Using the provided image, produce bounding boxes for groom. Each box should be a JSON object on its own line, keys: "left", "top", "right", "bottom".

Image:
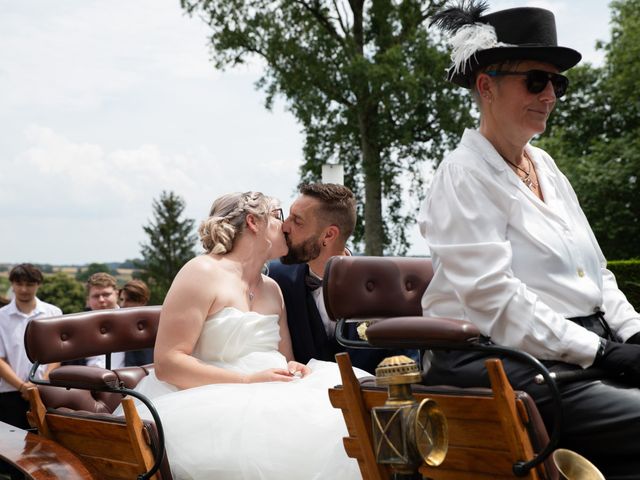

{"left": 269, "top": 183, "right": 413, "bottom": 374}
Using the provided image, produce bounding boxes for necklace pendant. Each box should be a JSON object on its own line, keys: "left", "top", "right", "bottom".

{"left": 522, "top": 176, "right": 535, "bottom": 190}
{"left": 248, "top": 291, "right": 255, "bottom": 302}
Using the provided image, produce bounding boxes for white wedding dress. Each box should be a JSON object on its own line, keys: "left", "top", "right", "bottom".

{"left": 126, "top": 307, "right": 367, "bottom": 479}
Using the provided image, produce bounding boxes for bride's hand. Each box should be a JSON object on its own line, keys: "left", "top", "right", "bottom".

{"left": 244, "top": 368, "right": 296, "bottom": 383}
{"left": 287, "top": 361, "right": 311, "bottom": 378}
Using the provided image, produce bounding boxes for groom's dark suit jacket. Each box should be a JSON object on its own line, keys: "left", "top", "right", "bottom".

{"left": 268, "top": 261, "right": 411, "bottom": 374}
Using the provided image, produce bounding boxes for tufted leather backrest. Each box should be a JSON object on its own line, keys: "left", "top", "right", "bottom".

{"left": 323, "top": 256, "right": 433, "bottom": 321}
{"left": 24, "top": 306, "right": 161, "bottom": 364}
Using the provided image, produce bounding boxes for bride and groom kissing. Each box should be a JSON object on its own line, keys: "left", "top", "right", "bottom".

{"left": 126, "top": 183, "right": 411, "bottom": 479}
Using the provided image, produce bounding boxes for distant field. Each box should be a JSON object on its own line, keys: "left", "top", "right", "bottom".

{"left": 52, "top": 267, "right": 135, "bottom": 283}
{"left": 0, "top": 267, "right": 135, "bottom": 283}
{"left": 53, "top": 266, "right": 79, "bottom": 275}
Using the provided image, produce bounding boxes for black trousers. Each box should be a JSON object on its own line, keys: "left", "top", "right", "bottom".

{"left": 0, "top": 391, "right": 30, "bottom": 430}
{"left": 425, "top": 313, "right": 640, "bottom": 479}
{"left": 425, "top": 349, "right": 640, "bottom": 479}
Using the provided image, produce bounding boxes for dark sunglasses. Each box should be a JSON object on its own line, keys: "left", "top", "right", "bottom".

{"left": 271, "top": 208, "right": 284, "bottom": 222}
{"left": 485, "top": 69, "right": 569, "bottom": 98}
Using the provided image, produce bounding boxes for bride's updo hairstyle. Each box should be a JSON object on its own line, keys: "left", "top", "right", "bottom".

{"left": 199, "top": 191, "right": 273, "bottom": 254}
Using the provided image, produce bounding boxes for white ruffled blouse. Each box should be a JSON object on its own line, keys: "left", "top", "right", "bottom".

{"left": 418, "top": 129, "right": 640, "bottom": 368}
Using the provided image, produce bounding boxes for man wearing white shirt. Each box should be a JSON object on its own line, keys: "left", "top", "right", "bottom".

{"left": 0, "top": 264, "right": 61, "bottom": 429}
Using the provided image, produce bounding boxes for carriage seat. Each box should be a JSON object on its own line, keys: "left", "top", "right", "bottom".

{"left": 25, "top": 306, "right": 161, "bottom": 413}
{"left": 323, "top": 256, "right": 560, "bottom": 479}
{"left": 24, "top": 306, "right": 171, "bottom": 479}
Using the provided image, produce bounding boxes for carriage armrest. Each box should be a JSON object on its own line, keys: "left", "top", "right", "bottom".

{"left": 365, "top": 316, "right": 481, "bottom": 348}
{"left": 49, "top": 365, "right": 150, "bottom": 390}
{"left": 49, "top": 366, "right": 119, "bottom": 390}
{"left": 115, "top": 366, "right": 153, "bottom": 389}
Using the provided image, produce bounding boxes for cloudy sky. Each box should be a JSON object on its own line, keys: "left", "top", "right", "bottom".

{"left": 0, "top": 0, "right": 613, "bottom": 265}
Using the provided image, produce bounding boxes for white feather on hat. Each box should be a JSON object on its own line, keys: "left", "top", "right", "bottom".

{"left": 449, "top": 22, "right": 513, "bottom": 75}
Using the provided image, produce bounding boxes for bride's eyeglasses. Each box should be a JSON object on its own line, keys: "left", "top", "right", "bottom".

{"left": 485, "top": 69, "right": 569, "bottom": 98}
{"left": 271, "top": 208, "right": 284, "bottom": 222}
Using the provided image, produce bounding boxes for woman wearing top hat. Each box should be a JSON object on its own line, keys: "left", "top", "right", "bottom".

{"left": 420, "top": 1, "right": 640, "bottom": 477}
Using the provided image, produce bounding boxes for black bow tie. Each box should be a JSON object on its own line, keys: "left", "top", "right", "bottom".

{"left": 305, "top": 274, "right": 323, "bottom": 291}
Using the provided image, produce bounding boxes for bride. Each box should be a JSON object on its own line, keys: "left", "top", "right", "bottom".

{"left": 127, "top": 191, "right": 365, "bottom": 479}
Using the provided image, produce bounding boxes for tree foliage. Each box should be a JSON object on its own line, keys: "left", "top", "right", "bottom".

{"left": 75, "top": 262, "right": 117, "bottom": 282}
{"left": 537, "top": 0, "right": 640, "bottom": 259}
{"left": 0, "top": 277, "right": 9, "bottom": 298}
{"left": 38, "top": 273, "right": 86, "bottom": 314}
{"left": 181, "top": 0, "right": 473, "bottom": 254}
{"left": 137, "top": 191, "right": 197, "bottom": 304}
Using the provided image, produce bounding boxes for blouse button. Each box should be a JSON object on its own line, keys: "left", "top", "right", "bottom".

{"left": 577, "top": 268, "right": 585, "bottom": 277}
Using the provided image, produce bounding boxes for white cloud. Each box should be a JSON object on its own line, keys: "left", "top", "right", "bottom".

{"left": 0, "top": 121, "right": 301, "bottom": 264}
{"left": 2, "top": 126, "right": 193, "bottom": 217}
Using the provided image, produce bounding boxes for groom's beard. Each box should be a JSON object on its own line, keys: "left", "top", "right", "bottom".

{"left": 280, "top": 233, "right": 322, "bottom": 264}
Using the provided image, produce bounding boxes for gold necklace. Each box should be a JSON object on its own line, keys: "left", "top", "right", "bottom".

{"left": 503, "top": 153, "right": 538, "bottom": 190}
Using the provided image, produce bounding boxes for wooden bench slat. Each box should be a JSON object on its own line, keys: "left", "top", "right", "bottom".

{"left": 76, "top": 454, "right": 145, "bottom": 479}
{"left": 445, "top": 419, "right": 509, "bottom": 449}
{"left": 361, "top": 389, "right": 506, "bottom": 420}
{"left": 50, "top": 432, "right": 139, "bottom": 463}
{"left": 428, "top": 447, "right": 519, "bottom": 474}
{"left": 420, "top": 467, "right": 518, "bottom": 480}
{"left": 47, "top": 415, "right": 132, "bottom": 442}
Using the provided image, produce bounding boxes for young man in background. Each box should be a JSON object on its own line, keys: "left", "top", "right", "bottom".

{"left": 0, "top": 264, "right": 61, "bottom": 429}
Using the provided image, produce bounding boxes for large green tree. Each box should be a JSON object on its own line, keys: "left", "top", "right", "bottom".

{"left": 181, "top": 0, "right": 472, "bottom": 254}
{"left": 137, "top": 191, "right": 197, "bottom": 304}
{"left": 538, "top": 0, "right": 640, "bottom": 259}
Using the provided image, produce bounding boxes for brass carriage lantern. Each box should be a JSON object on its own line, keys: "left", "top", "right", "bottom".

{"left": 372, "top": 355, "right": 448, "bottom": 479}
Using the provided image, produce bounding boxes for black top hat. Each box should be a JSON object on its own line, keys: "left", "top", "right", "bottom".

{"left": 431, "top": 2, "right": 582, "bottom": 88}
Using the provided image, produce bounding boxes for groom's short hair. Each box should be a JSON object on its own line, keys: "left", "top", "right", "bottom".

{"left": 299, "top": 183, "right": 356, "bottom": 241}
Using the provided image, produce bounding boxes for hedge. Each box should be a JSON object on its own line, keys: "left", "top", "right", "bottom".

{"left": 608, "top": 259, "right": 640, "bottom": 310}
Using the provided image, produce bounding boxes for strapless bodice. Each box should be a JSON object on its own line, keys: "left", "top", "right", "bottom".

{"left": 192, "top": 307, "right": 281, "bottom": 363}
